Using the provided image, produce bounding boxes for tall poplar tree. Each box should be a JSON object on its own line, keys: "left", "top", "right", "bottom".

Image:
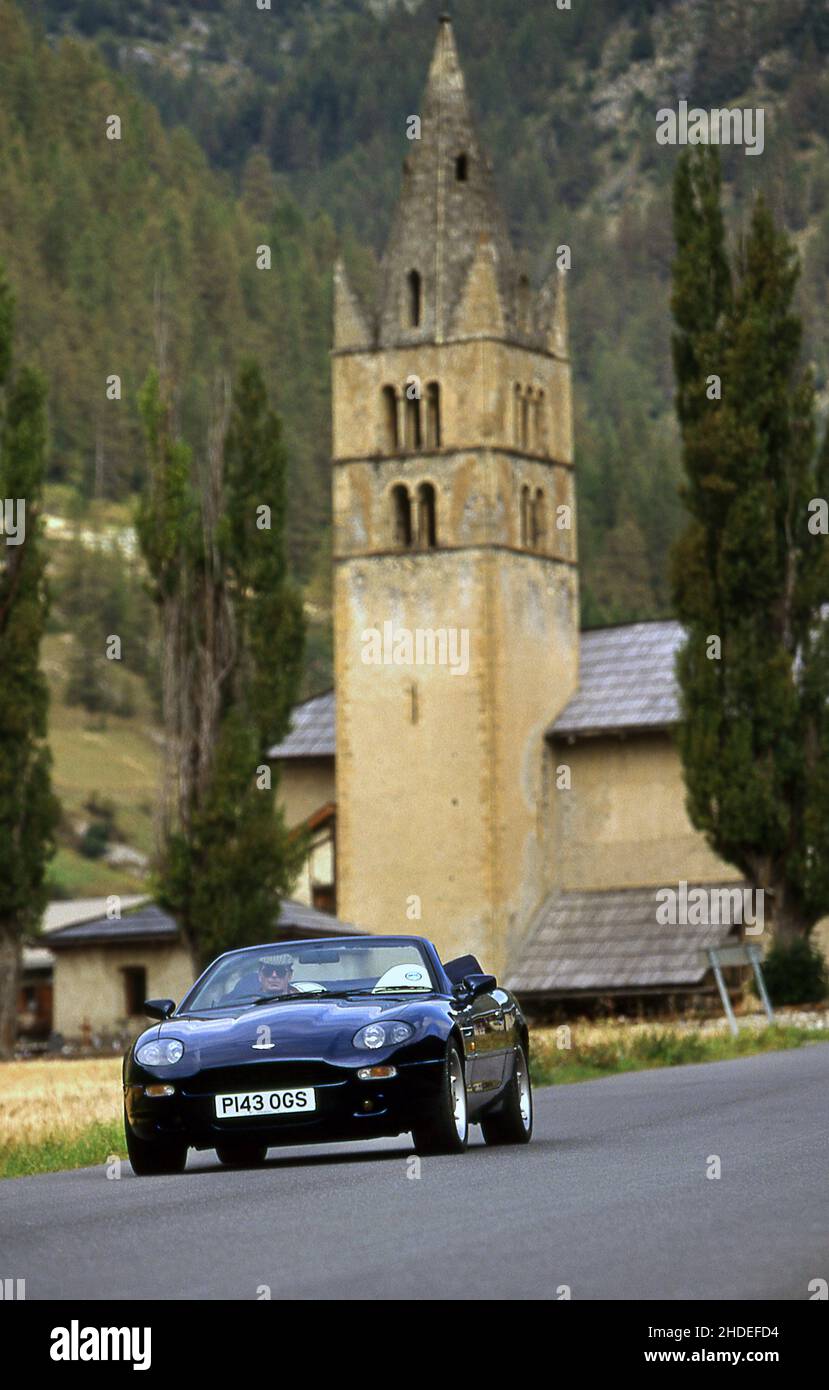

{"left": 0, "top": 266, "right": 59, "bottom": 1055}
{"left": 138, "top": 360, "right": 305, "bottom": 969}
{"left": 671, "top": 148, "right": 829, "bottom": 945}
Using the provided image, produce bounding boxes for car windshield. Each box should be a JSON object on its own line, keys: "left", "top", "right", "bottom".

{"left": 180, "top": 939, "right": 436, "bottom": 1012}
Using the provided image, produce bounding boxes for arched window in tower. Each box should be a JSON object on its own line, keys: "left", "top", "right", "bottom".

{"left": 531, "top": 488, "right": 547, "bottom": 552}
{"left": 520, "top": 388, "right": 530, "bottom": 451}
{"left": 513, "top": 384, "right": 522, "bottom": 447}
{"left": 391, "top": 484, "right": 413, "bottom": 548}
{"left": 425, "top": 382, "right": 441, "bottom": 448}
{"left": 535, "top": 389, "right": 546, "bottom": 454}
{"left": 455, "top": 152, "right": 468, "bottom": 182}
{"left": 406, "top": 269, "right": 422, "bottom": 328}
{"left": 382, "top": 385, "right": 398, "bottom": 452}
{"left": 404, "top": 392, "right": 422, "bottom": 450}
{"left": 417, "top": 482, "right": 438, "bottom": 549}
{"left": 517, "top": 274, "right": 531, "bottom": 333}
{"left": 520, "top": 484, "right": 531, "bottom": 548}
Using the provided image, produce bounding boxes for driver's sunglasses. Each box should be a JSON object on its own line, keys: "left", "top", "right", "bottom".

{"left": 261, "top": 964, "right": 290, "bottom": 977}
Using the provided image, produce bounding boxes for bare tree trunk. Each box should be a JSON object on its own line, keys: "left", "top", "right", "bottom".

{"left": 0, "top": 924, "right": 20, "bottom": 1059}
{"left": 153, "top": 375, "right": 235, "bottom": 862}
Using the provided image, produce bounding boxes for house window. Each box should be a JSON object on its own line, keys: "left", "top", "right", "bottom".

{"left": 455, "top": 152, "right": 468, "bottom": 182}
{"left": 417, "top": 482, "right": 437, "bottom": 548}
{"left": 392, "top": 484, "right": 413, "bottom": 547}
{"left": 406, "top": 269, "right": 422, "bottom": 328}
{"left": 382, "top": 385, "right": 398, "bottom": 451}
{"left": 122, "top": 965, "right": 147, "bottom": 1018}
{"left": 311, "top": 884, "right": 336, "bottom": 914}
{"left": 425, "top": 381, "right": 441, "bottom": 448}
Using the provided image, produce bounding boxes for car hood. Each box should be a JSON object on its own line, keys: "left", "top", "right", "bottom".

{"left": 130, "top": 993, "right": 450, "bottom": 1076}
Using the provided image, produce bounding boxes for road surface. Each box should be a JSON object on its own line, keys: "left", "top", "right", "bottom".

{"left": 3, "top": 1045, "right": 828, "bottom": 1300}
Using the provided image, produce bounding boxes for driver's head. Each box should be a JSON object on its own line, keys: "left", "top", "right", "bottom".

{"left": 258, "top": 954, "right": 294, "bottom": 995}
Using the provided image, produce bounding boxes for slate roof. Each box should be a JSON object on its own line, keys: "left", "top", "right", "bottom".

{"left": 505, "top": 885, "right": 742, "bottom": 996}
{"left": 48, "top": 898, "right": 362, "bottom": 948}
{"left": 267, "top": 689, "right": 335, "bottom": 759}
{"left": 551, "top": 620, "right": 684, "bottom": 739}
{"left": 268, "top": 623, "right": 686, "bottom": 761}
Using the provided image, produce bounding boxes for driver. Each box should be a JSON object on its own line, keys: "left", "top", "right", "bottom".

{"left": 256, "top": 954, "right": 299, "bottom": 997}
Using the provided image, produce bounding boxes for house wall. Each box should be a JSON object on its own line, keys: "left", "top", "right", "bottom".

{"left": 53, "top": 942, "right": 195, "bottom": 1038}
{"left": 278, "top": 757, "right": 335, "bottom": 828}
{"left": 547, "top": 731, "right": 829, "bottom": 963}
{"left": 549, "top": 732, "right": 742, "bottom": 893}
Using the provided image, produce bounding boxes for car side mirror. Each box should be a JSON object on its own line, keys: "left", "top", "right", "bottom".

{"left": 144, "top": 998, "right": 176, "bottom": 1021}
{"left": 456, "top": 972, "right": 497, "bottom": 1002}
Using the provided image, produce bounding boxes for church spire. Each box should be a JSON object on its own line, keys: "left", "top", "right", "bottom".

{"left": 378, "top": 14, "right": 514, "bottom": 346}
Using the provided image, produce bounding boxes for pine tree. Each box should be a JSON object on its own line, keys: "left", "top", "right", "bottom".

{"left": 0, "top": 266, "right": 60, "bottom": 1055}
{"left": 671, "top": 148, "right": 829, "bottom": 945}
{"left": 138, "top": 360, "right": 305, "bottom": 969}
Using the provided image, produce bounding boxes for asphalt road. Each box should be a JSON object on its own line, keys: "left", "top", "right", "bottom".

{"left": 3, "top": 1045, "right": 828, "bottom": 1300}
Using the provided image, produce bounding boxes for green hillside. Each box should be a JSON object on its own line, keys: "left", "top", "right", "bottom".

{"left": 8, "top": 0, "right": 829, "bottom": 634}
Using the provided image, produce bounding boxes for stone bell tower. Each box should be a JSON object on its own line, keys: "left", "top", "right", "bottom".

{"left": 331, "top": 14, "right": 578, "bottom": 977}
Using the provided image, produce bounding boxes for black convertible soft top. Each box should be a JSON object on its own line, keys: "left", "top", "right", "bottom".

{"left": 442, "top": 954, "right": 484, "bottom": 985}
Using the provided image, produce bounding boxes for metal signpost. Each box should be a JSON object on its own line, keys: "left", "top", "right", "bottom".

{"left": 705, "top": 943, "right": 775, "bottom": 1037}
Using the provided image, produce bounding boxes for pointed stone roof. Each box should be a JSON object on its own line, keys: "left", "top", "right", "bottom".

{"left": 377, "top": 15, "right": 517, "bottom": 346}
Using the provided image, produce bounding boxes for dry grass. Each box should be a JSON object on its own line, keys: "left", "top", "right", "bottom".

{"left": 0, "top": 1058, "right": 122, "bottom": 1149}
{"left": 530, "top": 1018, "right": 827, "bottom": 1085}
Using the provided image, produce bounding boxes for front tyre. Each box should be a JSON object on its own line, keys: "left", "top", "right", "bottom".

{"left": 481, "top": 1045, "right": 533, "bottom": 1146}
{"left": 412, "top": 1043, "right": 468, "bottom": 1155}
{"left": 124, "top": 1108, "right": 188, "bottom": 1176}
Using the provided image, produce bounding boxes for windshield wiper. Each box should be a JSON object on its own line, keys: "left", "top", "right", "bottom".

{"left": 371, "top": 986, "right": 432, "bottom": 993}
{"left": 251, "top": 993, "right": 324, "bottom": 1005}
{"left": 315, "top": 987, "right": 432, "bottom": 999}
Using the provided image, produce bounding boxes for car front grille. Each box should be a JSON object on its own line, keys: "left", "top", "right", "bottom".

{"left": 183, "top": 1061, "right": 347, "bottom": 1096}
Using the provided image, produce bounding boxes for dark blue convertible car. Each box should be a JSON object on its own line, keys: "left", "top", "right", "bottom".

{"left": 123, "top": 934, "right": 533, "bottom": 1174}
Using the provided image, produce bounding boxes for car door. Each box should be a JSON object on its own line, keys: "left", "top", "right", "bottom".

{"left": 466, "top": 987, "right": 508, "bottom": 1092}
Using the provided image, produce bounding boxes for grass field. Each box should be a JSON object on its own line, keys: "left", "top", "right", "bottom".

{"left": 41, "top": 632, "right": 160, "bottom": 898}
{"left": 0, "top": 1058, "right": 125, "bottom": 1179}
{"left": 2, "top": 1023, "right": 826, "bottom": 1178}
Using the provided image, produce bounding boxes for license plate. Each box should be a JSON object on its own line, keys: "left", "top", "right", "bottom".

{"left": 214, "top": 1088, "right": 316, "bottom": 1119}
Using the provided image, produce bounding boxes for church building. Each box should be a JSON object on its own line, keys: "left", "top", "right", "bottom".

{"left": 270, "top": 16, "right": 790, "bottom": 1006}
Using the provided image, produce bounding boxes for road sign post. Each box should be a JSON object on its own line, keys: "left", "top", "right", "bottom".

{"left": 705, "top": 943, "right": 774, "bottom": 1036}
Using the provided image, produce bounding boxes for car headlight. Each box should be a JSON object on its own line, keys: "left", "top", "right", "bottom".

{"left": 353, "top": 1022, "right": 413, "bottom": 1050}
{"left": 136, "top": 1038, "right": 184, "bottom": 1067}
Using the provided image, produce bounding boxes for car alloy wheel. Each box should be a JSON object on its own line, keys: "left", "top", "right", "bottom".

{"left": 480, "top": 1045, "right": 533, "bottom": 1146}
{"left": 412, "top": 1043, "right": 469, "bottom": 1155}
{"left": 448, "top": 1045, "right": 467, "bottom": 1141}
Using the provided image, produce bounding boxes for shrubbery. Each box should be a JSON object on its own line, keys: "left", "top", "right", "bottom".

{"left": 761, "top": 939, "right": 829, "bottom": 1007}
